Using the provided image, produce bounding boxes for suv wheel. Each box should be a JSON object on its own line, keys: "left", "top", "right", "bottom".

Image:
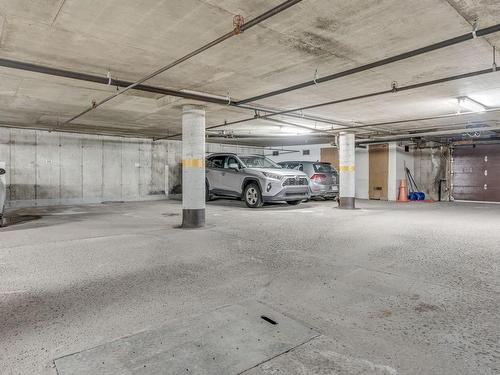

{"left": 286, "top": 200, "right": 302, "bottom": 205}
{"left": 244, "top": 183, "right": 263, "bottom": 208}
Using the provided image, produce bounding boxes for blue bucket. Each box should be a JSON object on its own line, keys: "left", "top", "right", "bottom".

{"left": 409, "top": 192, "right": 425, "bottom": 200}
{"left": 416, "top": 192, "right": 426, "bottom": 200}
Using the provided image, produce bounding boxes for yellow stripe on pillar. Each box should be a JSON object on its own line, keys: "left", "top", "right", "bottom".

{"left": 339, "top": 165, "right": 355, "bottom": 172}
{"left": 182, "top": 159, "right": 205, "bottom": 168}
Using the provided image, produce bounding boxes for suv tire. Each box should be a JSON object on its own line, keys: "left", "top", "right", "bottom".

{"left": 243, "top": 182, "right": 263, "bottom": 208}
{"left": 286, "top": 200, "right": 302, "bottom": 205}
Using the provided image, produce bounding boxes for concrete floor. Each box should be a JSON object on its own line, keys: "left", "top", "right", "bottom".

{"left": 0, "top": 199, "right": 499, "bottom": 374}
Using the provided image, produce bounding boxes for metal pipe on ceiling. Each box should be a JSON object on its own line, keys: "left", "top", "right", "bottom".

{"left": 206, "top": 119, "right": 500, "bottom": 144}
{"left": 62, "top": 0, "right": 304, "bottom": 125}
{"left": 0, "top": 121, "right": 159, "bottom": 139}
{"left": 0, "top": 57, "right": 342, "bottom": 129}
{"left": 453, "top": 137, "right": 500, "bottom": 145}
{"left": 358, "top": 138, "right": 444, "bottom": 146}
{"left": 206, "top": 133, "right": 332, "bottom": 140}
{"left": 1, "top": 12, "right": 499, "bottom": 142}
{"left": 193, "top": 67, "right": 500, "bottom": 135}
{"left": 198, "top": 116, "right": 331, "bottom": 137}
{"left": 6, "top": 55, "right": 494, "bottom": 138}
{"left": 236, "top": 22, "right": 500, "bottom": 104}
{"left": 154, "top": 115, "right": 326, "bottom": 141}
{"left": 7, "top": 44, "right": 498, "bottom": 141}
{"left": 385, "top": 119, "right": 498, "bottom": 133}
{"left": 258, "top": 117, "right": 332, "bottom": 134}
{"left": 237, "top": 103, "right": 347, "bottom": 127}
{"left": 356, "top": 123, "right": 500, "bottom": 143}
{"left": 0, "top": 58, "right": 233, "bottom": 104}
{"left": 338, "top": 106, "right": 500, "bottom": 132}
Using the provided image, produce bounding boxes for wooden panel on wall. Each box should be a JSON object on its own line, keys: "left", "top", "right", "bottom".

{"left": 320, "top": 147, "right": 339, "bottom": 169}
{"left": 452, "top": 144, "right": 500, "bottom": 202}
{"left": 369, "top": 144, "right": 389, "bottom": 200}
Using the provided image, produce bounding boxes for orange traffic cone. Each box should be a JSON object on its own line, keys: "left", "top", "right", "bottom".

{"left": 398, "top": 179, "right": 409, "bottom": 202}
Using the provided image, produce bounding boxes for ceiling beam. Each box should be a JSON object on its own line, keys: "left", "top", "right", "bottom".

{"left": 237, "top": 22, "right": 500, "bottom": 104}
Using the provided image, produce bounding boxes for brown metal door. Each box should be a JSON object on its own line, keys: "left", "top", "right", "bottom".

{"left": 369, "top": 144, "right": 389, "bottom": 200}
{"left": 452, "top": 145, "right": 500, "bottom": 202}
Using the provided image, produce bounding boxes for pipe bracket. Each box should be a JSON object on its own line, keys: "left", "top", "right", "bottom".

{"left": 472, "top": 21, "right": 478, "bottom": 38}
{"left": 391, "top": 81, "right": 398, "bottom": 93}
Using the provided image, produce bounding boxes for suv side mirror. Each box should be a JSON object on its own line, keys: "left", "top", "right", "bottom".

{"left": 0, "top": 168, "right": 5, "bottom": 175}
{"left": 228, "top": 163, "right": 239, "bottom": 170}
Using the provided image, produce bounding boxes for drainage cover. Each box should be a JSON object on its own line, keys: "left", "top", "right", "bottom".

{"left": 54, "top": 300, "right": 319, "bottom": 375}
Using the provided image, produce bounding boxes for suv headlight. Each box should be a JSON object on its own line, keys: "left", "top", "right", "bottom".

{"left": 262, "top": 171, "right": 282, "bottom": 181}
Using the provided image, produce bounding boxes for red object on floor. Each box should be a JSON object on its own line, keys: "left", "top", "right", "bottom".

{"left": 398, "top": 179, "right": 409, "bottom": 202}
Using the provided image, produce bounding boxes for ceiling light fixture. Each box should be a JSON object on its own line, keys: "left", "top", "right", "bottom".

{"left": 457, "top": 96, "right": 487, "bottom": 113}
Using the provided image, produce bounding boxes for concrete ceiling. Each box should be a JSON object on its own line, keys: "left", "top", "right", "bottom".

{"left": 0, "top": 0, "right": 499, "bottom": 145}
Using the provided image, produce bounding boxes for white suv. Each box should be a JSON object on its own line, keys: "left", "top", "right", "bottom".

{"left": 205, "top": 153, "right": 310, "bottom": 208}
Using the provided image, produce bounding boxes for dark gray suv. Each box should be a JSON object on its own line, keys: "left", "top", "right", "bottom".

{"left": 206, "top": 153, "right": 310, "bottom": 208}
{"left": 278, "top": 161, "right": 339, "bottom": 200}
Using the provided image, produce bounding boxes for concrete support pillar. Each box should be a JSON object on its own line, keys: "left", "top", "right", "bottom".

{"left": 338, "top": 132, "right": 356, "bottom": 209}
{"left": 181, "top": 105, "right": 206, "bottom": 228}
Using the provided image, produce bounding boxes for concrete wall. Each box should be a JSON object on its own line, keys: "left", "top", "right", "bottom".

{"left": 414, "top": 146, "right": 450, "bottom": 201}
{"left": 262, "top": 142, "right": 449, "bottom": 202}
{"left": 265, "top": 143, "right": 419, "bottom": 201}
{"left": 0, "top": 128, "right": 263, "bottom": 208}
{"left": 391, "top": 144, "right": 450, "bottom": 202}
{"left": 388, "top": 143, "right": 398, "bottom": 201}
{"left": 3, "top": 126, "right": 449, "bottom": 207}
{"left": 389, "top": 144, "right": 416, "bottom": 201}
{"left": 355, "top": 148, "right": 369, "bottom": 200}
{"left": 0, "top": 128, "right": 167, "bottom": 208}
{"left": 265, "top": 144, "right": 322, "bottom": 162}
{"left": 373, "top": 143, "right": 452, "bottom": 202}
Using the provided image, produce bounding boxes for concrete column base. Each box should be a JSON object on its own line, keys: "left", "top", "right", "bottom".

{"left": 182, "top": 208, "right": 206, "bottom": 228}
{"left": 338, "top": 197, "right": 355, "bottom": 209}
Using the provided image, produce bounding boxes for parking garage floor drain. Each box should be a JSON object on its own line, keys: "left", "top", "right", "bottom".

{"left": 54, "top": 300, "right": 319, "bottom": 375}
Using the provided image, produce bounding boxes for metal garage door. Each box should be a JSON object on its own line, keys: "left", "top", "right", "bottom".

{"left": 452, "top": 144, "right": 500, "bottom": 202}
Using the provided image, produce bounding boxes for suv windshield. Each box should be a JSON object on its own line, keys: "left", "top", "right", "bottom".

{"left": 239, "top": 155, "right": 281, "bottom": 169}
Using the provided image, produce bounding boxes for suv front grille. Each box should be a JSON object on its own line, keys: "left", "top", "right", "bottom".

{"left": 285, "top": 192, "right": 308, "bottom": 197}
{"left": 282, "top": 176, "right": 308, "bottom": 186}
